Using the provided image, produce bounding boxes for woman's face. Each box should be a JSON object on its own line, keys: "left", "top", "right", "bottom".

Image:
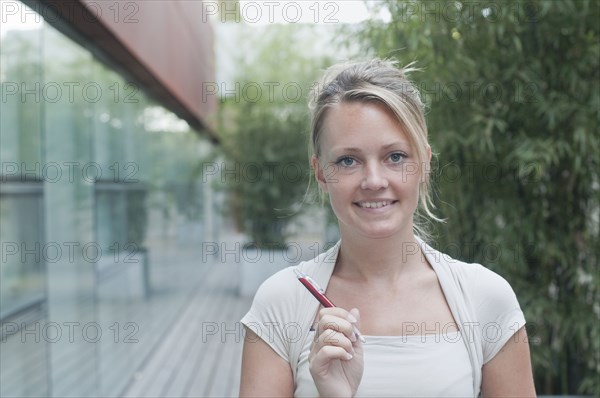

{"left": 313, "top": 101, "right": 430, "bottom": 241}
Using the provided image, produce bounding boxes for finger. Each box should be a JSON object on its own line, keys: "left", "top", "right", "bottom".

{"left": 318, "top": 315, "right": 356, "bottom": 342}
{"left": 312, "top": 329, "right": 355, "bottom": 356}
{"left": 312, "top": 345, "right": 355, "bottom": 369}
{"left": 348, "top": 308, "right": 365, "bottom": 345}
{"left": 318, "top": 307, "right": 358, "bottom": 324}
{"left": 318, "top": 307, "right": 361, "bottom": 334}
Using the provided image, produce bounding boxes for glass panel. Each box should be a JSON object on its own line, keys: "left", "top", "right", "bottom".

{"left": 0, "top": 8, "right": 45, "bottom": 316}
{"left": 0, "top": 2, "right": 218, "bottom": 398}
{"left": 0, "top": 1, "right": 43, "bottom": 173}
{"left": 42, "top": 22, "right": 97, "bottom": 398}
{"left": 0, "top": 193, "right": 45, "bottom": 318}
{"left": 0, "top": 2, "right": 48, "bottom": 396}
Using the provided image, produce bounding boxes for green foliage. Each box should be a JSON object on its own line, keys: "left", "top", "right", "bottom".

{"left": 219, "top": 24, "right": 331, "bottom": 247}
{"left": 357, "top": 0, "right": 599, "bottom": 394}
{"left": 222, "top": 98, "right": 309, "bottom": 247}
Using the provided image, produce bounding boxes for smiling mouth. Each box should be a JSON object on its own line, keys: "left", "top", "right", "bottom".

{"left": 355, "top": 200, "right": 397, "bottom": 209}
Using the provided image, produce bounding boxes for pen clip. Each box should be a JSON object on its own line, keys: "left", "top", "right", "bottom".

{"left": 294, "top": 268, "right": 325, "bottom": 294}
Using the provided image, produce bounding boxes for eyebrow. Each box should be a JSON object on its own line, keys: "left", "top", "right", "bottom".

{"left": 330, "top": 141, "right": 411, "bottom": 153}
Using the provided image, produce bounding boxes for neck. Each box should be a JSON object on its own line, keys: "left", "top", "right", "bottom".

{"left": 336, "top": 229, "right": 427, "bottom": 283}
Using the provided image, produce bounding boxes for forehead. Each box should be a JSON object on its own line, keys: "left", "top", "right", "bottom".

{"left": 320, "top": 101, "right": 411, "bottom": 150}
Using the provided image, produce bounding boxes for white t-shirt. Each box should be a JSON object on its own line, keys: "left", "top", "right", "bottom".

{"left": 293, "top": 330, "right": 473, "bottom": 397}
{"left": 241, "top": 239, "right": 526, "bottom": 397}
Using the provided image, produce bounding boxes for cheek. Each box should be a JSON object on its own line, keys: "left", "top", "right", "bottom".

{"left": 326, "top": 172, "right": 357, "bottom": 194}
{"left": 400, "top": 164, "right": 422, "bottom": 188}
{"left": 326, "top": 192, "right": 347, "bottom": 222}
{"left": 406, "top": 176, "right": 421, "bottom": 193}
{"left": 393, "top": 173, "right": 421, "bottom": 203}
{"left": 324, "top": 180, "right": 350, "bottom": 210}
{"left": 406, "top": 179, "right": 422, "bottom": 207}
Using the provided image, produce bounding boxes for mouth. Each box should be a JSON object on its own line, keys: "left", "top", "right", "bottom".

{"left": 354, "top": 200, "right": 398, "bottom": 209}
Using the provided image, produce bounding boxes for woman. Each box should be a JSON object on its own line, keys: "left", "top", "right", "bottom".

{"left": 239, "top": 59, "right": 536, "bottom": 397}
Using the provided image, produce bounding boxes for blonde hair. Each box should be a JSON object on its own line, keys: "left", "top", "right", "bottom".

{"left": 308, "top": 58, "right": 442, "bottom": 238}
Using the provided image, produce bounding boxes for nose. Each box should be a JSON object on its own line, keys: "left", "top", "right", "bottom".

{"left": 360, "top": 162, "right": 389, "bottom": 190}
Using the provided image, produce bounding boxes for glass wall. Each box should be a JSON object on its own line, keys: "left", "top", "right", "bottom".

{"left": 0, "top": 2, "right": 216, "bottom": 397}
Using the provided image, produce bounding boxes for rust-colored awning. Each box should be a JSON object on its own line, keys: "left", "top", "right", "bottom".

{"left": 24, "top": 0, "right": 218, "bottom": 142}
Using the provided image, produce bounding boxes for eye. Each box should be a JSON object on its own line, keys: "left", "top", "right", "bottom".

{"left": 336, "top": 156, "right": 356, "bottom": 167}
{"left": 389, "top": 152, "right": 406, "bottom": 163}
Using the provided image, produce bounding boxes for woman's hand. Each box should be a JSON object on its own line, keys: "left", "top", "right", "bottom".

{"left": 309, "top": 307, "right": 364, "bottom": 397}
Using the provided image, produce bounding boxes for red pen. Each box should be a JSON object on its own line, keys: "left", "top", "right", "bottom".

{"left": 294, "top": 268, "right": 366, "bottom": 343}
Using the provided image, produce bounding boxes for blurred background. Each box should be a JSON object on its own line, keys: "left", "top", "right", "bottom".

{"left": 0, "top": 0, "right": 597, "bottom": 397}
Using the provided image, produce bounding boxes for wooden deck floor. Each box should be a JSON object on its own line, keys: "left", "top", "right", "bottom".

{"left": 121, "top": 260, "right": 251, "bottom": 398}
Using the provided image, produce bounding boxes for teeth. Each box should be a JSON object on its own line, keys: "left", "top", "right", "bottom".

{"left": 359, "top": 201, "right": 391, "bottom": 208}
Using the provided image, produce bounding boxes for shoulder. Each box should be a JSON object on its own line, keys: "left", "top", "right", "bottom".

{"left": 450, "top": 259, "right": 517, "bottom": 301}
{"left": 250, "top": 266, "right": 299, "bottom": 315}
{"left": 241, "top": 246, "right": 338, "bottom": 361}
{"left": 240, "top": 266, "right": 303, "bottom": 362}
{"left": 465, "top": 264, "right": 526, "bottom": 363}
{"left": 468, "top": 264, "right": 520, "bottom": 312}
{"left": 446, "top": 258, "right": 521, "bottom": 317}
{"left": 420, "top": 239, "right": 527, "bottom": 365}
{"left": 246, "top": 242, "right": 339, "bottom": 324}
{"left": 432, "top": 248, "right": 526, "bottom": 363}
{"left": 420, "top": 240, "right": 519, "bottom": 310}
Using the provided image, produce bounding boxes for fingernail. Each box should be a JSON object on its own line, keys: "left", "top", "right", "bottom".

{"left": 346, "top": 352, "right": 353, "bottom": 360}
{"left": 347, "top": 313, "right": 358, "bottom": 323}
{"left": 350, "top": 333, "right": 357, "bottom": 343}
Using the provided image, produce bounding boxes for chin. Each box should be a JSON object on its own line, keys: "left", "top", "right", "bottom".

{"left": 337, "top": 214, "right": 414, "bottom": 240}
{"left": 349, "top": 225, "right": 404, "bottom": 240}
{"left": 362, "top": 230, "right": 400, "bottom": 240}
{"left": 353, "top": 220, "right": 414, "bottom": 240}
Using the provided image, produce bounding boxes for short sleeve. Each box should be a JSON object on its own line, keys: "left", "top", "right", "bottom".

{"left": 240, "top": 266, "right": 300, "bottom": 363}
{"left": 470, "top": 265, "right": 526, "bottom": 364}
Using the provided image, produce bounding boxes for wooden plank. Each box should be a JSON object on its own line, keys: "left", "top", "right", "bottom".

{"left": 0, "top": 333, "right": 48, "bottom": 396}
{"left": 121, "top": 259, "right": 259, "bottom": 398}
{"left": 200, "top": 279, "right": 242, "bottom": 395}
{"left": 184, "top": 263, "right": 249, "bottom": 397}
{"left": 179, "top": 264, "right": 237, "bottom": 396}
{"left": 138, "top": 291, "right": 210, "bottom": 396}
{"left": 205, "top": 297, "right": 249, "bottom": 396}
{"left": 227, "top": 297, "right": 250, "bottom": 396}
{"left": 160, "top": 269, "right": 227, "bottom": 397}
{"left": 51, "top": 341, "right": 97, "bottom": 397}
{"left": 122, "top": 264, "right": 222, "bottom": 397}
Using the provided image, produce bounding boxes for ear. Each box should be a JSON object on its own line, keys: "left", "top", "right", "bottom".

{"left": 311, "top": 154, "right": 328, "bottom": 193}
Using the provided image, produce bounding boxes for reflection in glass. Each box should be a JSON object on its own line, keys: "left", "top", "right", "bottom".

{"left": 0, "top": 2, "right": 216, "bottom": 397}
{"left": 0, "top": 191, "right": 45, "bottom": 318}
